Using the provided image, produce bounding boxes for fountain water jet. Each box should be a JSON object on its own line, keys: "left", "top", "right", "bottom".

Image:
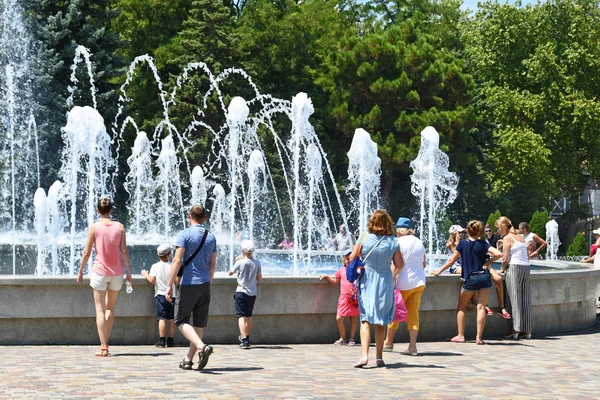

{"left": 247, "top": 150, "right": 266, "bottom": 242}
{"left": 410, "top": 127, "right": 458, "bottom": 270}
{"left": 190, "top": 166, "right": 208, "bottom": 207}
{"left": 60, "top": 106, "right": 114, "bottom": 274}
{"left": 546, "top": 220, "right": 560, "bottom": 260}
{"left": 347, "top": 128, "right": 381, "bottom": 234}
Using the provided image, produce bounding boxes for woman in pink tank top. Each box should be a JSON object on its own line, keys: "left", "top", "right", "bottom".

{"left": 76, "top": 197, "right": 132, "bottom": 357}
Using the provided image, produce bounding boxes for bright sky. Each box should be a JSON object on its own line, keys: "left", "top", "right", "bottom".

{"left": 460, "top": 0, "right": 542, "bottom": 12}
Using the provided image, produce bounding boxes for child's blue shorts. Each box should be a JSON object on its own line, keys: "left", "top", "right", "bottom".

{"left": 234, "top": 292, "right": 256, "bottom": 318}
{"left": 155, "top": 294, "right": 175, "bottom": 320}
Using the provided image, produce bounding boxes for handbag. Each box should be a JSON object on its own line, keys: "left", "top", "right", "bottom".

{"left": 346, "top": 234, "right": 386, "bottom": 283}
{"left": 392, "top": 289, "right": 408, "bottom": 322}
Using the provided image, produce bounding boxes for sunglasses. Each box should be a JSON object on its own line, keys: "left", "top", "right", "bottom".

{"left": 485, "top": 230, "right": 491, "bottom": 232}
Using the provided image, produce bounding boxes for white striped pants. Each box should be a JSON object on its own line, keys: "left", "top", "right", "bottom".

{"left": 505, "top": 264, "right": 532, "bottom": 333}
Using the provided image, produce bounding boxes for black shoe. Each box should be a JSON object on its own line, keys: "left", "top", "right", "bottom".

{"left": 155, "top": 339, "right": 166, "bottom": 348}
{"left": 166, "top": 338, "right": 175, "bottom": 347}
{"left": 240, "top": 340, "right": 250, "bottom": 349}
{"left": 238, "top": 335, "right": 243, "bottom": 343}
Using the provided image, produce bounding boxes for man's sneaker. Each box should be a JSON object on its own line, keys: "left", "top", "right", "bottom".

{"left": 240, "top": 340, "right": 250, "bottom": 349}
{"left": 166, "top": 338, "right": 175, "bottom": 347}
{"left": 238, "top": 335, "right": 243, "bottom": 343}
{"left": 154, "top": 339, "right": 166, "bottom": 348}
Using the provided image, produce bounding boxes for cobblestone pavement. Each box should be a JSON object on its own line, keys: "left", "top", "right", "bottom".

{"left": 1, "top": 325, "right": 599, "bottom": 399}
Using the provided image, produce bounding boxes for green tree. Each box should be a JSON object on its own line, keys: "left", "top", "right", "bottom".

{"left": 114, "top": 0, "right": 193, "bottom": 61}
{"left": 566, "top": 232, "right": 588, "bottom": 257}
{"left": 528, "top": 210, "right": 549, "bottom": 240}
{"left": 464, "top": 0, "right": 600, "bottom": 220}
{"left": 24, "top": 0, "right": 124, "bottom": 188}
{"left": 320, "top": 0, "right": 477, "bottom": 217}
{"left": 236, "top": 0, "right": 358, "bottom": 227}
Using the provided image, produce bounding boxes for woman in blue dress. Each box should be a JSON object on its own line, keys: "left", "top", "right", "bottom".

{"left": 349, "top": 210, "right": 402, "bottom": 368}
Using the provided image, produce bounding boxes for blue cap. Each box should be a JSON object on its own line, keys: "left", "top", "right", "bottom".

{"left": 395, "top": 217, "right": 412, "bottom": 229}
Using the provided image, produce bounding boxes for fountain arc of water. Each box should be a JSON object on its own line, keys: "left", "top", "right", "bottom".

{"left": 314, "top": 139, "right": 351, "bottom": 235}
{"left": 67, "top": 45, "right": 98, "bottom": 110}
{"left": 203, "top": 67, "right": 266, "bottom": 113}
{"left": 173, "top": 62, "right": 228, "bottom": 114}
{"left": 112, "top": 55, "right": 172, "bottom": 171}
{"left": 318, "top": 180, "right": 336, "bottom": 240}
{"left": 244, "top": 121, "right": 287, "bottom": 241}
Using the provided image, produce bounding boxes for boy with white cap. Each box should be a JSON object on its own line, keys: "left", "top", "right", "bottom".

{"left": 229, "top": 240, "right": 262, "bottom": 349}
{"left": 141, "top": 243, "right": 177, "bottom": 347}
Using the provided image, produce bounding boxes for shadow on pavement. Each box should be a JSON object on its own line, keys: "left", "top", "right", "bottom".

{"left": 247, "top": 345, "right": 292, "bottom": 350}
{"left": 384, "top": 362, "right": 444, "bottom": 369}
{"left": 200, "top": 366, "right": 264, "bottom": 374}
{"left": 416, "top": 352, "right": 463, "bottom": 357}
{"left": 112, "top": 352, "right": 172, "bottom": 357}
{"left": 483, "top": 342, "right": 533, "bottom": 347}
{"left": 522, "top": 335, "right": 560, "bottom": 341}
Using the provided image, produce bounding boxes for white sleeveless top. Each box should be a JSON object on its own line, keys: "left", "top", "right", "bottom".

{"left": 509, "top": 238, "right": 530, "bottom": 266}
{"left": 522, "top": 232, "right": 534, "bottom": 245}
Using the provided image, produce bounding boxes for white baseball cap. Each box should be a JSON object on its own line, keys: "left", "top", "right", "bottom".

{"left": 241, "top": 240, "right": 255, "bottom": 254}
{"left": 449, "top": 225, "right": 466, "bottom": 234}
{"left": 593, "top": 228, "right": 600, "bottom": 235}
{"left": 157, "top": 243, "right": 174, "bottom": 256}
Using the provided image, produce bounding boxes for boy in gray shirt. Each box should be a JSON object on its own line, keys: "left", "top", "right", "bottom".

{"left": 229, "top": 240, "right": 262, "bottom": 349}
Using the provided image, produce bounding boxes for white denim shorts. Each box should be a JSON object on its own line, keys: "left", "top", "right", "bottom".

{"left": 90, "top": 271, "right": 124, "bottom": 291}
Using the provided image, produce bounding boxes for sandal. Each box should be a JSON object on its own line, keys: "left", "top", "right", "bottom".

{"left": 347, "top": 338, "right": 356, "bottom": 346}
{"left": 95, "top": 347, "right": 109, "bottom": 357}
{"left": 485, "top": 306, "right": 493, "bottom": 316}
{"left": 382, "top": 343, "right": 393, "bottom": 352}
{"left": 196, "top": 344, "right": 213, "bottom": 371}
{"left": 179, "top": 359, "right": 194, "bottom": 370}
{"left": 376, "top": 358, "right": 385, "bottom": 367}
{"left": 476, "top": 339, "right": 485, "bottom": 345}
{"left": 332, "top": 338, "right": 347, "bottom": 346}
{"left": 449, "top": 336, "right": 466, "bottom": 343}
{"left": 353, "top": 357, "right": 368, "bottom": 368}
{"left": 498, "top": 308, "right": 512, "bottom": 319}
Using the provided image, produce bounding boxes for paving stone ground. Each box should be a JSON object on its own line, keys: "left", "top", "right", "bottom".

{"left": 1, "top": 323, "right": 599, "bottom": 399}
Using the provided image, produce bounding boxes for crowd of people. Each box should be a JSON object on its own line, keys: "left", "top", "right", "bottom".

{"left": 76, "top": 197, "right": 554, "bottom": 369}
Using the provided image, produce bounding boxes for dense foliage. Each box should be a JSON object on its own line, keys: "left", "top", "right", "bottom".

{"left": 18, "top": 0, "right": 600, "bottom": 235}
{"left": 566, "top": 232, "right": 588, "bottom": 257}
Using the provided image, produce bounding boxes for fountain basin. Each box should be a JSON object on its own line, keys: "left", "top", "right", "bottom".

{"left": 0, "top": 260, "right": 598, "bottom": 345}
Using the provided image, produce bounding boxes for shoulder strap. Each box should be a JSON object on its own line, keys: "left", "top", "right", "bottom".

{"left": 183, "top": 228, "right": 209, "bottom": 267}
{"left": 363, "top": 235, "right": 386, "bottom": 263}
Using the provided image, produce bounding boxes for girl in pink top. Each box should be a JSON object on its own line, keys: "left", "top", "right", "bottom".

{"left": 76, "top": 197, "right": 132, "bottom": 357}
{"left": 318, "top": 252, "right": 360, "bottom": 346}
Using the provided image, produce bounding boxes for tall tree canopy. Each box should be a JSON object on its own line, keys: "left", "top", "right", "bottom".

{"left": 24, "top": 0, "right": 124, "bottom": 187}
{"left": 464, "top": 0, "right": 600, "bottom": 220}
{"left": 320, "top": 0, "right": 477, "bottom": 216}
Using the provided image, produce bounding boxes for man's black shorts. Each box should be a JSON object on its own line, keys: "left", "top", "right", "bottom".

{"left": 175, "top": 283, "right": 210, "bottom": 327}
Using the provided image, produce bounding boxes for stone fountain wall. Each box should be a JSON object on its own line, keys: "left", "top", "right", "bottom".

{"left": 0, "top": 266, "right": 598, "bottom": 345}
